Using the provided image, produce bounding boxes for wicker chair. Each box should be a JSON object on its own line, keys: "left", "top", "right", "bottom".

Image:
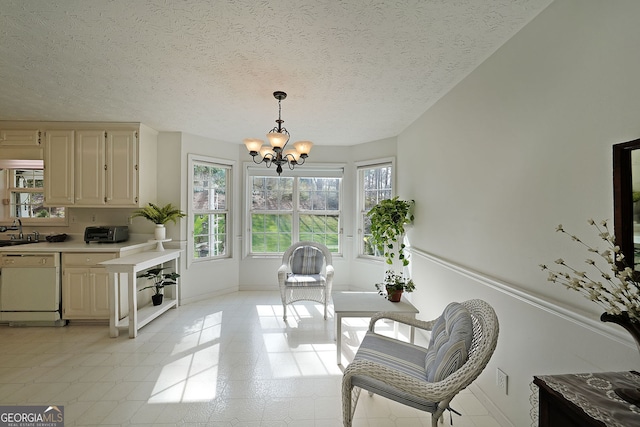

{"left": 277, "top": 241, "right": 334, "bottom": 321}
{"left": 342, "top": 299, "right": 499, "bottom": 427}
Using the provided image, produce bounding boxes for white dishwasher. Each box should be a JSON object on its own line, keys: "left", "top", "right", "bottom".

{"left": 0, "top": 252, "right": 65, "bottom": 326}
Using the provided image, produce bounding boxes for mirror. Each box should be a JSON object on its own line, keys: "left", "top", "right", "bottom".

{"left": 613, "top": 138, "right": 640, "bottom": 270}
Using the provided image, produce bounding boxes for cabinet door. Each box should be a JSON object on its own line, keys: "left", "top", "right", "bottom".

{"left": 62, "top": 268, "right": 90, "bottom": 319}
{"left": 90, "top": 268, "right": 111, "bottom": 318}
{"left": 75, "top": 130, "right": 106, "bottom": 205}
{"left": 43, "top": 130, "right": 74, "bottom": 206}
{"left": 106, "top": 130, "right": 138, "bottom": 206}
{"left": 0, "top": 129, "right": 40, "bottom": 146}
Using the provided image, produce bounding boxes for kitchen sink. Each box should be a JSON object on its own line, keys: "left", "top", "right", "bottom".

{"left": 0, "top": 239, "right": 39, "bottom": 247}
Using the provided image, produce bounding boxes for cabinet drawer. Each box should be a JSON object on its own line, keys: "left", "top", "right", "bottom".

{"left": 63, "top": 253, "right": 117, "bottom": 266}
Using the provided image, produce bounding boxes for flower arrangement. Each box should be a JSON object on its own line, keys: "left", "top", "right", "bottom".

{"left": 375, "top": 269, "right": 416, "bottom": 296}
{"left": 539, "top": 219, "right": 640, "bottom": 322}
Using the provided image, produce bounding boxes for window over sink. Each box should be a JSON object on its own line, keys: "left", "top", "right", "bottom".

{"left": 1, "top": 167, "right": 66, "bottom": 224}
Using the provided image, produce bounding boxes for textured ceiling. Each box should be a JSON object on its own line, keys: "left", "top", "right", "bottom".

{"left": 0, "top": 0, "right": 552, "bottom": 146}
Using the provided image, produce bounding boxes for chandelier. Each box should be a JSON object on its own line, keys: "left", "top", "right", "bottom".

{"left": 244, "top": 91, "right": 313, "bottom": 175}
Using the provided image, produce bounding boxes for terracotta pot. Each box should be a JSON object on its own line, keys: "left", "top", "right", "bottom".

{"left": 386, "top": 286, "right": 403, "bottom": 302}
{"left": 601, "top": 311, "right": 640, "bottom": 405}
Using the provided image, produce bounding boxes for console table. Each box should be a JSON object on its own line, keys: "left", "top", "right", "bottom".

{"left": 101, "top": 248, "right": 182, "bottom": 338}
{"left": 533, "top": 371, "right": 640, "bottom": 427}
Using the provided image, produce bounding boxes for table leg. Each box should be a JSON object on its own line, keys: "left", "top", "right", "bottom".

{"left": 128, "top": 272, "right": 137, "bottom": 338}
{"left": 109, "top": 272, "right": 119, "bottom": 338}
{"left": 336, "top": 313, "right": 342, "bottom": 365}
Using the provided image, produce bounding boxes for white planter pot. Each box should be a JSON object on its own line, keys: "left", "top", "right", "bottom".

{"left": 154, "top": 224, "right": 166, "bottom": 240}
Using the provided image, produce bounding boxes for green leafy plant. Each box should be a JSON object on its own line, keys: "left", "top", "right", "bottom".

{"left": 137, "top": 267, "right": 180, "bottom": 295}
{"left": 367, "top": 196, "right": 415, "bottom": 266}
{"left": 375, "top": 269, "right": 415, "bottom": 296}
{"left": 132, "top": 202, "right": 185, "bottom": 225}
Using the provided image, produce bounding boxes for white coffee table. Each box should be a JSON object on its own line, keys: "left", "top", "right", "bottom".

{"left": 333, "top": 291, "right": 419, "bottom": 365}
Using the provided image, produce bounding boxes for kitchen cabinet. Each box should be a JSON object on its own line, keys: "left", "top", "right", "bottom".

{"left": 41, "top": 122, "right": 157, "bottom": 207}
{"left": 0, "top": 129, "right": 41, "bottom": 146}
{"left": 62, "top": 253, "right": 117, "bottom": 319}
{"left": 43, "top": 130, "right": 74, "bottom": 205}
{"left": 74, "top": 129, "right": 137, "bottom": 206}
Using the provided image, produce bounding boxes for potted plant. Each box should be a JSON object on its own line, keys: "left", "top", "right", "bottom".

{"left": 137, "top": 267, "right": 180, "bottom": 306}
{"left": 132, "top": 202, "right": 186, "bottom": 240}
{"left": 367, "top": 196, "right": 415, "bottom": 267}
{"left": 375, "top": 270, "right": 415, "bottom": 302}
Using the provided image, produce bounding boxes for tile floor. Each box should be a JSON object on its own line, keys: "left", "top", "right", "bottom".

{"left": 0, "top": 291, "right": 500, "bottom": 426}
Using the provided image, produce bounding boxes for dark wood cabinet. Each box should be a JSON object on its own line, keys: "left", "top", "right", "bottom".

{"left": 533, "top": 372, "right": 640, "bottom": 427}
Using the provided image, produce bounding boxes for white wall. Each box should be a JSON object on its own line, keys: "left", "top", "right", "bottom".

{"left": 397, "top": 0, "right": 640, "bottom": 425}
{"left": 153, "top": 132, "right": 242, "bottom": 303}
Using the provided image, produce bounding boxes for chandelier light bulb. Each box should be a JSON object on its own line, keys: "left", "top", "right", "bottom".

{"left": 244, "top": 138, "right": 264, "bottom": 154}
{"left": 259, "top": 145, "right": 273, "bottom": 160}
{"left": 293, "top": 140, "right": 313, "bottom": 156}
{"left": 267, "top": 132, "right": 288, "bottom": 150}
{"left": 284, "top": 149, "right": 301, "bottom": 163}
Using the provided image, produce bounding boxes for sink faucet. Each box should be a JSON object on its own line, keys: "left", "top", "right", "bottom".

{"left": 11, "top": 219, "right": 23, "bottom": 239}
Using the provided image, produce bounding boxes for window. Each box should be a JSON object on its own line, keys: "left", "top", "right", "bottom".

{"left": 190, "top": 157, "right": 231, "bottom": 261}
{"left": 248, "top": 167, "right": 342, "bottom": 254}
{"left": 4, "top": 168, "right": 65, "bottom": 221}
{"left": 358, "top": 161, "right": 393, "bottom": 257}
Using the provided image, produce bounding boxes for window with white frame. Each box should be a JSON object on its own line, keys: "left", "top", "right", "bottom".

{"left": 4, "top": 168, "right": 65, "bottom": 222}
{"left": 190, "top": 157, "right": 231, "bottom": 260}
{"left": 248, "top": 167, "right": 342, "bottom": 254}
{"left": 358, "top": 161, "right": 393, "bottom": 257}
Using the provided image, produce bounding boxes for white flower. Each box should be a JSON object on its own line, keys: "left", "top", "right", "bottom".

{"left": 542, "top": 219, "right": 640, "bottom": 322}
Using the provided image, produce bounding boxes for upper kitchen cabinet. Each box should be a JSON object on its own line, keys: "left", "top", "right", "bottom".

{"left": 0, "top": 128, "right": 44, "bottom": 163}
{"left": 43, "top": 130, "right": 74, "bottom": 205}
{"left": 0, "top": 129, "right": 41, "bottom": 146}
{"left": 40, "top": 122, "right": 157, "bottom": 207}
{"left": 74, "top": 129, "right": 139, "bottom": 206}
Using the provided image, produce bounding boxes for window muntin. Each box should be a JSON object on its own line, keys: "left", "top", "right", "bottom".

{"left": 248, "top": 173, "right": 342, "bottom": 254}
{"left": 6, "top": 169, "right": 65, "bottom": 220}
{"left": 192, "top": 161, "right": 230, "bottom": 260}
{"left": 359, "top": 163, "right": 393, "bottom": 257}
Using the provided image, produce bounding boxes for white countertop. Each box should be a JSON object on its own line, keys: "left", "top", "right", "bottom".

{"left": 0, "top": 237, "right": 156, "bottom": 253}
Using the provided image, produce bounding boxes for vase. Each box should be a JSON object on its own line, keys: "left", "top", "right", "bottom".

{"left": 386, "top": 286, "right": 403, "bottom": 302}
{"left": 600, "top": 311, "right": 640, "bottom": 405}
{"left": 154, "top": 224, "right": 166, "bottom": 240}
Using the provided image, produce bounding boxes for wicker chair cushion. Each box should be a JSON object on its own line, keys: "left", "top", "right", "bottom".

{"left": 425, "top": 302, "right": 473, "bottom": 383}
{"left": 291, "top": 246, "right": 324, "bottom": 275}
{"left": 351, "top": 332, "right": 437, "bottom": 412}
{"left": 285, "top": 273, "right": 326, "bottom": 287}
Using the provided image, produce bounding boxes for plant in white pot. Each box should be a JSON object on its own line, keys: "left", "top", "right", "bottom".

{"left": 137, "top": 267, "right": 180, "bottom": 306}
{"left": 132, "top": 202, "right": 185, "bottom": 240}
{"left": 367, "top": 196, "right": 415, "bottom": 301}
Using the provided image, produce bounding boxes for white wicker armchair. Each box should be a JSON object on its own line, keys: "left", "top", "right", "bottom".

{"left": 277, "top": 241, "right": 334, "bottom": 321}
{"left": 342, "top": 299, "right": 499, "bottom": 427}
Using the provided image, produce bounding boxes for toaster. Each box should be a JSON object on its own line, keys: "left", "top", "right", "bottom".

{"left": 84, "top": 226, "right": 129, "bottom": 243}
